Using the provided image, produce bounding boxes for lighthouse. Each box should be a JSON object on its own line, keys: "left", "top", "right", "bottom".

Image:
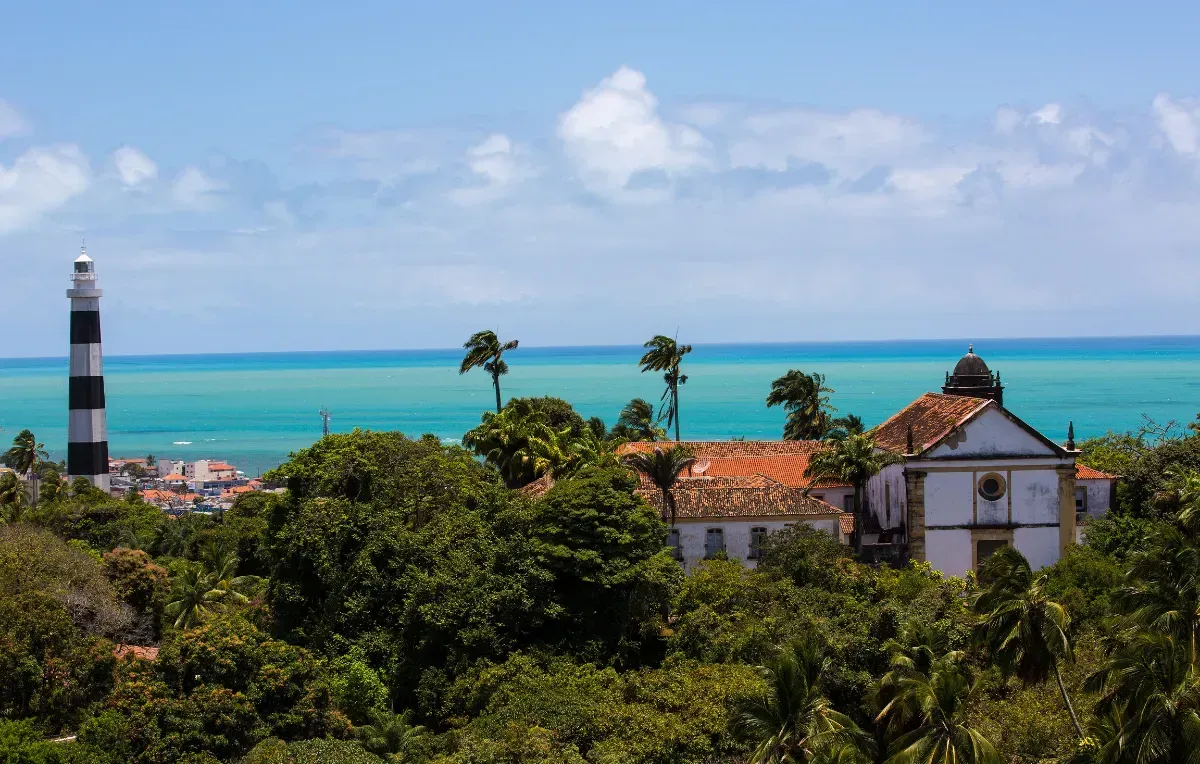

{"left": 66, "top": 246, "right": 110, "bottom": 491}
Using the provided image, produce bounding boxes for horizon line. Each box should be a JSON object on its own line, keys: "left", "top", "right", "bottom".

{"left": 3, "top": 332, "right": 1199, "bottom": 364}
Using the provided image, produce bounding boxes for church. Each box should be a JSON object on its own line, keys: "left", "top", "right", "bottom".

{"left": 863, "top": 346, "right": 1081, "bottom": 576}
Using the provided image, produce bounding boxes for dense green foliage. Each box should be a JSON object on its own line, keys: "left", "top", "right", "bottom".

{"left": 2, "top": 415, "right": 1199, "bottom": 762}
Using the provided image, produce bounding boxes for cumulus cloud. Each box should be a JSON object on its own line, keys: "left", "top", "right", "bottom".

{"left": 0, "top": 145, "right": 90, "bottom": 233}
{"left": 0, "top": 100, "right": 28, "bottom": 141}
{"left": 170, "top": 166, "right": 226, "bottom": 209}
{"left": 112, "top": 146, "right": 158, "bottom": 187}
{"left": 1153, "top": 94, "right": 1200, "bottom": 156}
{"left": 557, "top": 66, "right": 709, "bottom": 193}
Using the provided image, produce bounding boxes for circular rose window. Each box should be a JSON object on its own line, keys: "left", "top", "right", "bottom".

{"left": 978, "top": 473, "right": 1006, "bottom": 502}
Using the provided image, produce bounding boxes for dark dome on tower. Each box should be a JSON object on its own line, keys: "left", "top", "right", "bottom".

{"left": 953, "top": 344, "right": 991, "bottom": 377}
{"left": 943, "top": 344, "right": 1004, "bottom": 406}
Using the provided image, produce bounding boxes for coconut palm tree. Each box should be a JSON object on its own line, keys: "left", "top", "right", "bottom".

{"left": 522, "top": 423, "right": 578, "bottom": 479}
{"left": 571, "top": 428, "right": 626, "bottom": 471}
{"left": 459, "top": 330, "right": 520, "bottom": 413}
{"left": 972, "top": 546, "right": 1084, "bottom": 739}
{"left": 164, "top": 565, "right": 225, "bottom": 629}
{"left": 3, "top": 429, "right": 48, "bottom": 505}
{"left": 639, "top": 336, "right": 692, "bottom": 442}
{"left": 736, "top": 638, "right": 874, "bottom": 764}
{"left": 462, "top": 405, "right": 539, "bottom": 487}
{"left": 357, "top": 709, "right": 426, "bottom": 759}
{"left": 612, "top": 398, "right": 666, "bottom": 442}
{"left": 875, "top": 653, "right": 999, "bottom": 764}
{"left": 203, "top": 548, "right": 262, "bottom": 606}
{"left": 622, "top": 445, "right": 695, "bottom": 526}
{"left": 804, "top": 433, "right": 903, "bottom": 556}
{"left": 826, "top": 414, "right": 865, "bottom": 441}
{"left": 0, "top": 472, "right": 28, "bottom": 523}
{"left": 870, "top": 625, "right": 962, "bottom": 740}
{"left": 766, "top": 371, "right": 837, "bottom": 441}
{"left": 1085, "top": 631, "right": 1200, "bottom": 763}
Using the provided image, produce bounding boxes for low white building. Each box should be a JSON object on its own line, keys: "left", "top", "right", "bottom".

{"left": 618, "top": 441, "right": 852, "bottom": 568}
{"left": 864, "top": 347, "right": 1080, "bottom": 576}
{"left": 1075, "top": 464, "right": 1118, "bottom": 519}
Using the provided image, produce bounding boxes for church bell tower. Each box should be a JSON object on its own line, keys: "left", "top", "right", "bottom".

{"left": 942, "top": 344, "right": 1004, "bottom": 406}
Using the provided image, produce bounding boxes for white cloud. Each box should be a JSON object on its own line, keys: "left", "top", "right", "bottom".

{"left": 170, "top": 166, "right": 225, "bottom": 209}
{"left": 112, "top": 146, "right": 158, "bottom": 187}
{"left": 0, "top": 145, "right": 90, "bottom": 233}
{"left": 557, "top": 66, "right": 708, "bottom": 192}
{"left": 0, "top": 100, "right": 28, "bottom": 141}
{"left": 1031, "top": 103, "right": 1063, "bottom": 125}
{"left": 1153, "top": 93, "right": 1200, "bottom": 156}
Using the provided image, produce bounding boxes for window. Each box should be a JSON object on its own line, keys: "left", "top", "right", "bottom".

{"left": 705, "top": 528, "right": 725, "bottom": 559}
{"left": 666, "top": 528, "right": 683, "bottom": 561}
{"left": 843, "top": 494, "right": 854, "bottom": 513}
{"left": 1075, "top": 487, "right": 1087, "bottom": 512}
{"left": 978, "top": 473, "right": 1007, "bottom": 502}
{"left": 976, "top": 539, "right": 1008, "bottom": 566}
{"left": 748, "top": 527, "right": 768, "bottom": 560}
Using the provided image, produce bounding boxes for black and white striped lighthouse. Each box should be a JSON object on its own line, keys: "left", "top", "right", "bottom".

{"left": 66, "top": 247, "right": 109, "bottom": 491}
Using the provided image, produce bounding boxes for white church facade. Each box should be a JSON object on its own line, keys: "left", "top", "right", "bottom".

{"left": 864, "top": 347, "right": 1081, "bottom": 576}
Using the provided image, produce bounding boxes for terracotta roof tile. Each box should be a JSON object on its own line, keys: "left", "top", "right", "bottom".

{"left": 518, "top": 474, "right": 556, "bottom": 497}
{"left": 871, "top": 393, "right": 991, "bottom": 454}
{"left": 113, "top": 644, "right": 159, "bottom": 661}
{"left": 618, "top": 441, "right": 851, "bottom": 488}
{"left": 840, "top": 514, "right": 855, "bottom": 534}
{"left": 637, "top": 477, "right": 844, "bottom": 520}
{"left": 1076, "top": 464, "right": 1117, "bottom": 480}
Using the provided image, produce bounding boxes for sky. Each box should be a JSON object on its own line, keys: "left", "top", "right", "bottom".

{"left": 3, "top": 1, "right": 1200, "bottom": 356}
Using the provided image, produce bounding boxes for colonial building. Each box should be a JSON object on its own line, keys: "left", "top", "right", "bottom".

{"left": 864, "top": 346, "right": 1080, "bottom": 576}
{"left": 616, "top": 441, "right": 853, "bottom": 568}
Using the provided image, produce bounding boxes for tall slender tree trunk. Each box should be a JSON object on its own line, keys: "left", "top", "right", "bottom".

{"left": 492, "top": 373, "right": 502, "bottom": 413}
{"left": 1052, "top": 659, "right": 1084, "bottom": 738}
{"left": 672, "top": 377, "right": 681, "bottom": 442}
{"left": 853, "top": 485, "right": 864, "bottom": 556}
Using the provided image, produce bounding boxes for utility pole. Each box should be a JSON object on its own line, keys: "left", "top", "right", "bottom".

{"left": 319, "top": 407, "right": 331, "bottom": 437}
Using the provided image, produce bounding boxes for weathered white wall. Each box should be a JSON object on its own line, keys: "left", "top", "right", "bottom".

{"left": 807, "top": 486, "right": 855, "bottom": 513}
{"left": 1010, "top": 470, "right": 1061, "bottom": 524}
{"left": 927, "top": 408, "right": 1055, "bottom": 459}
{"left": 674, "top": 517, "right": 841, "bottom": 569}
{"left": 1078, "top": 479, "right": 1112, "bottom": 518}
{"left": 924, "top": 471, "right": 973, "bottom": 526}
{"left": 1014, "top": 526, "right": 1060, "bottom": 571}
{"left": 976, "top": 477, "right": 1007, "bottom": 525}
{"left": 926, "top": 529, "right": 973, "bottom": 577}
{"left": 865, "top": 463, "right": 907, "bottom": 529}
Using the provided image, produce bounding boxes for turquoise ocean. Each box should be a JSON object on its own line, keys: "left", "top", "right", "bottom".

{"left": 2, "top": 337, "right": 1198, "bottom": 478}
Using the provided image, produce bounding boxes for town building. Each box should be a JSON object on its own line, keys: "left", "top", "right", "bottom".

{"left": 864, "top": 346, "right": 1080, "bottom": 576}
{"left": 616, "top": 441, "right": 853, "bottom": 568}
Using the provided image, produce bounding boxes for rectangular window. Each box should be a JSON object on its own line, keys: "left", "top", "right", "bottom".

{"left": 976, "top": 539, "right": 1008, "bottom": 566}
{"left": 666, "top": 528, "right": 682, "bottom": 561}
{"left": 705, "top": 528, "right": 725, "bottom": 559}
{"left": 748, "top": 527, "right": 768, "bottom": 560}
{"left": 1075, "top": 487, "right": 1087, "bottom": 512}
{"left": 843, "top": 494, "right": 854, "bottom": 513}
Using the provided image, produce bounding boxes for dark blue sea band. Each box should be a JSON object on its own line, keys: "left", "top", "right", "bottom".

{"left": 69, "top": 311, "right": 102, "bottom": 344}
{"left": 67, "top": 441, "right": 109, "bottom": 477}
{"left": 68, "top": 376, "right": 106, "bottom": 409}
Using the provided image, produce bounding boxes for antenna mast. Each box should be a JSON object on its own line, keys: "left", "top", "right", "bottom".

{"left": 319, "top": 407, "right": 331, "bottom": 437}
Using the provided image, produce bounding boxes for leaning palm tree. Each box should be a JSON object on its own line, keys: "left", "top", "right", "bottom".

{"left": 459, "top": 329, "right": 520, "bottom": 413}
{"left": 972, "top": 546, "right": 1084, "bottom": 739}
{"left": 804, "top": 433, "right": 903, "bottom": 556}
{"left": 622, "top": 445, "right": 695, "bottom": 526}
{"left": 3, "top": 429, "right": 49, "bottom": 505}
{"left": 766, "top": 371, "right": 837, "bottom": 441}
{"left": 876, "top": 653, "right": 1000, "bottom": 763}
{"left": 736, "top": 638, "right": 874, "bottom": 764}
{"left": 639, "top": 336, "right": 692, "bottom": 442}
{"left": 612, "top": 398, "right": 666, "bottom": 442}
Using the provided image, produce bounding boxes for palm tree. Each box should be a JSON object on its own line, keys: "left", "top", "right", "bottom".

{"left": 875, "top": 653, "right": 1000, "bottom": 763}
{"left": 459, "top": 330, "right": 520, "bottom": 413}
{"left": 870, "top": 624, "right": 961, "bottom": 739}
{"left": 639, "top": 336, "right": 692, "bottom": 442}
{"left": 736, "top": 638, "right": 874, "bottom": 764}
{"left": 357, "top": 709, "right": 426, "bottom": 759}
{"left": 164, "top": 565, "right": 225, "bottom": 629}
{"left": 804, "top": 433, "right": 903, "bottom": 556}
{"left": 612, "top": 398, "right": 666, "bottom": 442}
{"left": 571, "top": 428, "right": 626, "bottom": 472}
{"left": 766, "top": 371, "right": 836, "bottom": 441}
{"left": 1084, "top": 632, "right": 1200, "bottom": 763}
{"left": 3, "top": 429, "right": 48, "bottom": 505}
{"left": 622, "top": 445, "right": 695, "bottom": 526}
{"left": 522, "top": 423, "right": 578, "bottom": 479}
{"left": 0, "top": 472, "right": 28, "bottom": 524}
{"left": 972, "top": 546, "right": 1084, "bottom": 739}
{"left": 826, "top": 415, "right": 865, "bottom": 441}
{"left": 462, "top": 404, "right": 539, "bottom": 487}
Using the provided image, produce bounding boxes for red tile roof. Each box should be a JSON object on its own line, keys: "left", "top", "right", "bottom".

{"left": 871, "top": 393, "right": 991, "bottom": 454}
{"left": 638, "top": 475, "right": 845, "bottom": 520}
{"left": 113, "top": 644, "right": 159, "bottom": 661}
{"left": 1076, "top": 464, "right": 1117, "bottom": 480}
{"left": 617, "top": 440, "right": 851, "bottom": 488}
{"left": 840, "top": 514, "right": 855, "bottom": 535}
